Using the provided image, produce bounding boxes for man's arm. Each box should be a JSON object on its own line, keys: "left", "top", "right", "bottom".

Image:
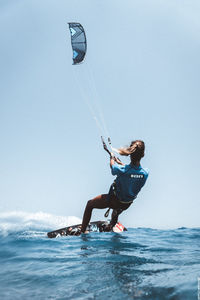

{"left": 110, "top": 155, "right": 115, "bottom": 168}
{"left": 110, "top": 153, "right": 125, "bottom": 168}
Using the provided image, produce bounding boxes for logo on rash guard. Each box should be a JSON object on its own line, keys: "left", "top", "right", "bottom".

{"left": 130, "top": 174, "right": 144, "bottom": 178}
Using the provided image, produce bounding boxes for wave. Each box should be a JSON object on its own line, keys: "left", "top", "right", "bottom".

{"left": 0, "top": 211, "right": 81, "bottom": 236}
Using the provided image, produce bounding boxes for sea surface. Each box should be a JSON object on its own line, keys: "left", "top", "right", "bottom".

{"left": 0, "top": 211, "right": 199, "bottom": 300}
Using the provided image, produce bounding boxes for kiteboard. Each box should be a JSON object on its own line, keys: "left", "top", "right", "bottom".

{"left": 47, "top": 220, "right": 127, "bottom": 238}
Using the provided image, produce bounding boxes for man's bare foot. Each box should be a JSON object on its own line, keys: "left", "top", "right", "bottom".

{"left": 81, "top": 230, "right": 89, "bottom": 234}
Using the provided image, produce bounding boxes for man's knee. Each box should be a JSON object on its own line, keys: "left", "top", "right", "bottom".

{"left": 86, "top": 199, "right": 94, "bottom": 209}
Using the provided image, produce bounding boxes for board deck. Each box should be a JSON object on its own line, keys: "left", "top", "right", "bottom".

{"left": 47, "top": 221, "right": 127, "bottom": 238}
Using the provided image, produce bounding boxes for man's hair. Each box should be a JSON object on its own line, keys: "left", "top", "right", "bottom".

{"left": 118, "top": 140, "right": 145, "bottom": 163}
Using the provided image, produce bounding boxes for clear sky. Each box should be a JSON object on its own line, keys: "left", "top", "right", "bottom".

{"left": 0, "top": 0, "right": 200, "bottom": 229}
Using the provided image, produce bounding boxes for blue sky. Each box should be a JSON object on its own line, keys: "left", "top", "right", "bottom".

{"left": 0, "top": 0, "right": 200, "bottom": 228}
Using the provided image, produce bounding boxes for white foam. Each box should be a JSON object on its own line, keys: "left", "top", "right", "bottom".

{"left": 0, "top": 211, "right": 81, "bottom": 236}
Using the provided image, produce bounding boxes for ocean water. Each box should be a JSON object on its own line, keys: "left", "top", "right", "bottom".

{"left": 0, "top": 212, "right": 199, "bottom": 300}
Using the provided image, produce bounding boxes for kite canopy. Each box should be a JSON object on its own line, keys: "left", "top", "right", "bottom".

{"left": 68, "top": 22, "right": 87, "bottom": 64}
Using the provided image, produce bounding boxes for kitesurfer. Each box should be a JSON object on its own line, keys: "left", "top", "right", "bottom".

{"left": 81, "top": 140, "right": 149, "bottom": 233}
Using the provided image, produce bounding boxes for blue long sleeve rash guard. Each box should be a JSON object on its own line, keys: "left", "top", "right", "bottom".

{"left": 111, "top": 163, "right": 149, "bottom": 203}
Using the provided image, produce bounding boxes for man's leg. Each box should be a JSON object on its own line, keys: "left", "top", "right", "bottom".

{"left": 81, "top": 194, "right": 109, "bottom": 233}
{"left": 110, "top": 208, "right": 123, "bottom": 228}
{"left": 109, "top": 200, "right": 132, "bottom": 228}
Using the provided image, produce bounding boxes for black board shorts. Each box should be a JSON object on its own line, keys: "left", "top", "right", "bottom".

{"left": 107, "top": 184, "right": 132, "bottom": 211}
